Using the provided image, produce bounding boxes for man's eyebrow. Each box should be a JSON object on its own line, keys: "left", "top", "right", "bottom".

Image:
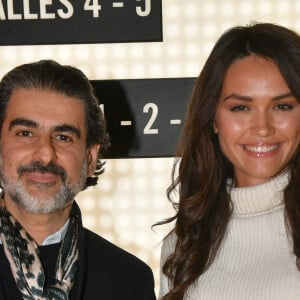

{"left": 8, "top": 119, "right": 81, "bottom": 138}
{"left": 9, "top": 118, "right": 38, "bottom": 130}
{"left": 54, "top": 124, "right": 81, "bottom": 138}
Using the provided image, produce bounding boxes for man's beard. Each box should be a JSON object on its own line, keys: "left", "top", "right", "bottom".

{"left": 0, "top": 158, "right": 88, "bottom": 214}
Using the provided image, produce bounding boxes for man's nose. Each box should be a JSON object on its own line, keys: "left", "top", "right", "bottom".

{"left": 32, "top": 136, "right": 57, "bottom": 164}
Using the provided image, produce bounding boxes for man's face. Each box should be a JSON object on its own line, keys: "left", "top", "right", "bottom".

{"left": 0, "top": 88, "right": 100, "bottom": 214}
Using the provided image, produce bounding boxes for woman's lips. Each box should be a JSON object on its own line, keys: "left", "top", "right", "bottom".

{"left": 242, "top": 143, "right": 280, "bottom": 157}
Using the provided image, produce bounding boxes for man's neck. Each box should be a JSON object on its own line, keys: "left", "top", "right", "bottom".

{"left": 1, "top": 198, "right": 73, "bottom": 245}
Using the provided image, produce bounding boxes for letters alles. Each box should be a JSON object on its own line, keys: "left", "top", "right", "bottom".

{"left": 0, "top": 0, "right": 73, "bottom": 20}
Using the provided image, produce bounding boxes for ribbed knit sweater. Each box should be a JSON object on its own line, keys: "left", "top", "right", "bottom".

{"left": 159, "top": 172, "right": 300, "bottom": 299}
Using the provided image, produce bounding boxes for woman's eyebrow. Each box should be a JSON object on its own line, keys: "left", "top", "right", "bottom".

{"left": 223, "top": 93, "right": 252, "bottom": 101}
{"left": 272, "top": 92, "right": 293, "bottom": 101}
{"left": 223, "top": 92, "right": 293, "bottom": 101}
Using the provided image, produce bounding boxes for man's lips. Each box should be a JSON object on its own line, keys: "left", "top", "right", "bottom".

{"left": 24, "top": 172, "right": 58, "bottom": 183}
{"left": 17, "top": 162, "right": 67, "bottom": 182}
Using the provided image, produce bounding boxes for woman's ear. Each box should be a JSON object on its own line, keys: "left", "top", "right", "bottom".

{"left": 87, "top": 144, "right": 101, "bottom": 177}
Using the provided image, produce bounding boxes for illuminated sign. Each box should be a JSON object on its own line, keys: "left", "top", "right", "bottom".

{"left": 0, "top": 0, "right": 162, "bottom": 45}
{"left": 92, "top": 78, "right": 195, "bottom": 158}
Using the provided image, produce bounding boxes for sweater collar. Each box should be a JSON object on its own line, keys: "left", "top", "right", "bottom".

{"left": 229, "top": 171, "right": 290, "bottom": 216}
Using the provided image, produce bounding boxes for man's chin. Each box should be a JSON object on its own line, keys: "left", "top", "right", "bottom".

{"left": 26, "top": 179, "right": 60, "bottom": 190}
{"left": 17, "top": 196, "right": 72, "bottom": 214}
{"left": 5, "top": 186, "right": 68, "bottom": 212}
{"left": 23, "top": 182, "right": 63, "bottom": 195}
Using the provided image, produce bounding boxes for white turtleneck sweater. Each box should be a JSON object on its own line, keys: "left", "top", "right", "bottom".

{"left": 159, "top": 172, "right": 300, "bottom": 299}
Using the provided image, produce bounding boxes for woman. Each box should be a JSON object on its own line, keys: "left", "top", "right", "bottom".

{"left": 159, "top": 23, "right": 300, "bottom": 300}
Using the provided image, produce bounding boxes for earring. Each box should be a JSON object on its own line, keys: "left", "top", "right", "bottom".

{"left": 213, "top": 123, "right": 218, "bottom": 134}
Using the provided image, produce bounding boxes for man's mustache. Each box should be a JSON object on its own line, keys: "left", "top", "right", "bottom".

{"left": 17, "top": 162, "right": 67, "bottom": 182}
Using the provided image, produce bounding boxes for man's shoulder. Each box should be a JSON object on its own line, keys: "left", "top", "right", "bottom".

{"left": 82, "top": 228, "right": 151, "bottom": 272}
{"left": 74, "top": 228, "right": 156, "bottom": 299}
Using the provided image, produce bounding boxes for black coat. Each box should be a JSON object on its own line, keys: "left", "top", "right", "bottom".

{"left": 0, "top": 225, "right": 156, "bottom": 300}
{"left": 71, "top": 228, "right": 156, "bottom": 299}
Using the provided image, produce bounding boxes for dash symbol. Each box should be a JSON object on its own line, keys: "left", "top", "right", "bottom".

{"left": 170, "top": 119, "right": 182, "bottom": 125}
{"left": 112, "top": 2, "right": 124, "bottom": 8}
{"left": 121, "top": 120, "right": 132, "bottom": 126}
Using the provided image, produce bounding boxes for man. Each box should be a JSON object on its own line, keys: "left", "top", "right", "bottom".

{"left": 0, "top": 60, "right": 156, "bottom": 299}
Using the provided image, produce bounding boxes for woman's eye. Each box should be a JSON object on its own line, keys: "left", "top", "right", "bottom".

{"left": 230, "top": 105, "right": 248, "bottom": 112}
{"left": 275, "top": 103, "right": 293, "bottom": 111}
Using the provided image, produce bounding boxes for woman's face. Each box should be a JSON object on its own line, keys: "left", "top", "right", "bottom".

{"left": 214, "top": 55, "right": 300, "bottom": 187}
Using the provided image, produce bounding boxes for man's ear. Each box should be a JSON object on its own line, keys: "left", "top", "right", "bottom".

{"left": 87, "top": 144, "right": 101, "bottom": 177}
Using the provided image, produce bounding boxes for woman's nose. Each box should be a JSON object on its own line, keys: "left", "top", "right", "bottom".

{"left": 250, "top": 111, "right": 275, "bottom": 137}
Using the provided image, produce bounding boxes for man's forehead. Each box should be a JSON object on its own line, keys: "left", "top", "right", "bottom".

{"left": 7, "top": 88, "right": 84, "bottom": 111}
{"left": 4, "top": 88, "right": 86, "bottom": 131}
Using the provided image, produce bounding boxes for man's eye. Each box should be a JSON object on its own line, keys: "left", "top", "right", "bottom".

{"left": 55, "top": 134, "right": 72, "bottom": 142}
{"left": 230, "top": 105, "right": 248, "bottom": 112}
{"left": 275, "top": 103, "right": 293, "bottom": 111}
{"left": 17, "top": 130, "right": 33, "bottom": 137}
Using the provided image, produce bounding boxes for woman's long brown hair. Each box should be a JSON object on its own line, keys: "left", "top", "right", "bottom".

{"left": 160, "top": 23, "right": 300, "bottom": 299}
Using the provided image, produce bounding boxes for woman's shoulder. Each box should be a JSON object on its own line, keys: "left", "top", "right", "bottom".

{"left": 161, "top": 230, "right": 177, "bottom": 257}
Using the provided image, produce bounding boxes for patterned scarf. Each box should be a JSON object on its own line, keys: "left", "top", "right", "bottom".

{"left": 0, "top": 203, "right": 79, "bottom": 300}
